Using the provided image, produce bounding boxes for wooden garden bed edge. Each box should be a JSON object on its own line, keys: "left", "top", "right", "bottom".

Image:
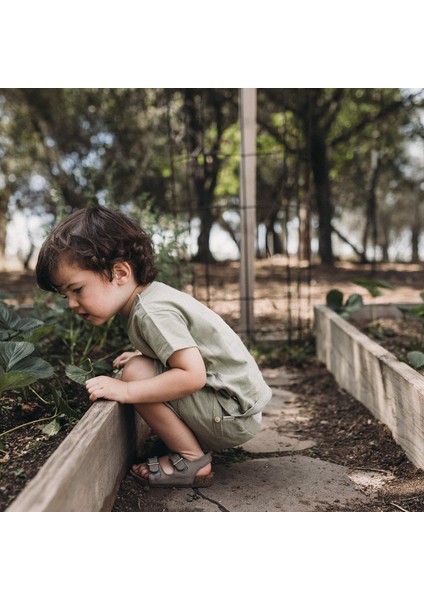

{"left": 314, "top": 304, "right": 424, "bottom": 472}
{"left": 6, "top": 402, "right": 149, "bottom": 512}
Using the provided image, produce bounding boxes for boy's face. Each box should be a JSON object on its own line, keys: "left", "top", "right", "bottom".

{"left": 53, "top": 260, "right": 135, "bottom": 325}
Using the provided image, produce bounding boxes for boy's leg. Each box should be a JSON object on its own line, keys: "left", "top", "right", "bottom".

{"left": 121, "top": 355, "right": 211, "bottom": 479}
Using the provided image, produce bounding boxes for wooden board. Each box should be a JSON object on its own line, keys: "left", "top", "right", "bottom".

{"left": 314, "top": 304, "right": 424, "bottom": 471}
{"left": 7, "top": 403, "right": 150, "bottom": 512}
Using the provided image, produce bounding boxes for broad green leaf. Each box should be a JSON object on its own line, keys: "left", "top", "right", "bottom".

{"left": 0, "top": 341, "right": 35, "bottom": 371}
{"left": 42, "top": 419, "right": 61, "bottom": 436}
{"left": 326, "top": 289, "right": 343, "bottom": 310}
{"left": 65, "top": 364, "right": 91, "bottom": 385}
{"left": 345, "top": 293, "right": 363, "bottom": 312}
{"left": 0, "top": 371, "right": 40, "bottom": 395}
{"left": 352, "top": 278, "right": 395, "bottom": 297}
{"left": 23, "top": 324, "right": 53, "bottom": 343}
{"left": 15, "top": 317, "right": 45, "bottom": 333}
{"left": 407, "top": 351, "right": 424, "bottom": 370}
{"left": 405, "top": 305, "right": 424, "bottom": 319}
{"left": 16, "top": 356, "right": 54, "bottom": 379}
{"left": 0, "top": 304, "right": 21, "bottom": 330}
{"left": 0, "top": 305, "right": 44, "bottom": 335}
{"left": 391, "top": 303, "right": 416, "bottom": 316}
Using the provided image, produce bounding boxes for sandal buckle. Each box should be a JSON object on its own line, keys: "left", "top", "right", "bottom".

{"left": 169, "top": 454, "right": 188, "bottom": 472}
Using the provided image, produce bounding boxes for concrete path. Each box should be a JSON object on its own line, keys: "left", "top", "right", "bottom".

{"left": 135, "top": 367, "right": 387, "bottom": 512}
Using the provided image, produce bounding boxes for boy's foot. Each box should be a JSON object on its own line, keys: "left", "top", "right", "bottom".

{"left": 131, "top": 452, "right": 213, "bottom": 488}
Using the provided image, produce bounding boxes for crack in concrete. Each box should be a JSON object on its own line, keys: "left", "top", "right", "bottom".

{"left": 195, "top": 489, "right": 230, "bottom": 512}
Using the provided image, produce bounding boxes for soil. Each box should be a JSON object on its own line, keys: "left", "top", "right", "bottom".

{"left": 2, "top": 259, "right": 424, "bottom": 512}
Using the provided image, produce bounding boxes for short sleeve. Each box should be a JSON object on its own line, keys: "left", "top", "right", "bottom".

{"left": 138, "top": 310, "right": 198, "bottom": 366}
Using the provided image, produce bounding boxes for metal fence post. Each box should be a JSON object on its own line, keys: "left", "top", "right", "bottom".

{"left": 239, "top": 88, "right": 257, "bottom": 339}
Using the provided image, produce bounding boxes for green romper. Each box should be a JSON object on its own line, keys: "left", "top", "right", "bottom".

{"left": 126, "top": 281, "right": 272, "bottom": 451}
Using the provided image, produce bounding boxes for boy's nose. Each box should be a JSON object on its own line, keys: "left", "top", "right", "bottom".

{"left": 68, "top": 297, "right": 79, "bottom": 310}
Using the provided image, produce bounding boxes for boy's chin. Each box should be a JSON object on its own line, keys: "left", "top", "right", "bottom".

{"left": 80, "top": 314, "right": 104, "bottom": 326}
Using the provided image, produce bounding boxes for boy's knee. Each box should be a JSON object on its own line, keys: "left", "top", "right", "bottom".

{"left": 121, "top": 355, "right": 155, "bottom": 382}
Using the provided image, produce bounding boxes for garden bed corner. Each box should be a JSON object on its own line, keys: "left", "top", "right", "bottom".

{"left": 6, "top": 402, "right": 149, "bottom": 512}
{"left": 314, "top": 304, "right": 424, "bottom": 472}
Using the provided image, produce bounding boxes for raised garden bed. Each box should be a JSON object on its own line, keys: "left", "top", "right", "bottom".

{"left": 314, "top": 303, "right": 424, "bottom": 472}
{"left": 6, "top": 402, "right": 149, "bottom": 511}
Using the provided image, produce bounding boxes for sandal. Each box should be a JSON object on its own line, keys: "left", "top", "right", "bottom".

{"left": 130, "top": 452, "right": 214, "bottom": 489}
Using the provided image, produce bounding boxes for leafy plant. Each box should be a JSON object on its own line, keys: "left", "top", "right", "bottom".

{"left": 0, "top": 341, "right": 54, "bottom": 396}
{"left": 351, "top": 278, "right": 396, "bottom": 298}
{"left": 393, "top": 292, "right": 424, "bottom": 321}
{"left": 407, "top": 350, "right": 424, "bottom": 371}
{"left": 326, "top": 289, "right": 363, "bottom": 319}
{"left": 352, "top": 278, "right": 397, "bottom": 322}
{"left": 0, "top": 302, "right": 51, "bottom": 342}
{"left": 391, "top": 293, "right": 424, "bottom": 371}
{"left": 65, "top": 363, "right": 93, "bottom": 385}
{"left": 0, "top": 301, "right": 80, "bottom": 441}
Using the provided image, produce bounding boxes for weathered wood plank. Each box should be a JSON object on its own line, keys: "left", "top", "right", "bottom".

{"left": 7, "top": 402, "right": 150, "bottom": 512}
{"left": 314, "top": 305, "right": 424, "bottom": 471}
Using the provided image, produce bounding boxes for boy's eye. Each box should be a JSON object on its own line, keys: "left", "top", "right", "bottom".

{"left": 72, "top": 287, "right": 82, "bottom": 295}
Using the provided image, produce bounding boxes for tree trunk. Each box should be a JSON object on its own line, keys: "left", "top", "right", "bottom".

{"left": 195, "top": 194, "right": 216, "bottom": 263}
{"left": 264, "top": 207, "right": 284, "bottom": 256}
{"left": 411, "top": 225, "right": 420, "bottom": 262}
{"left": 309, "top": 129, "right": 334, "bottom": 265}
{"left": 183, "top": 89, "right": 223, "bottom": 263}
{"left": 0, "top": 191, "right": 9, "bottom": 268}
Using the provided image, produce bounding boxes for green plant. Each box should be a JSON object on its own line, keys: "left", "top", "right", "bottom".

{"left": 65, "top": 362, "right": 94, "bottom": 385}
{"left": 0, "top": 341, "right": 54, "bottom": 396}
{"left": 351, "top": 278, "right": 396, "bottom": 298}
{"left": 0, "top": 302, "right": 79, "bottom": 443}
{"left": 327, "top": 279, "right": 396, "bottom": 321}
{"left": 392, "top": 292, "right": 424, "bottom": 371}
{"left": 352, "top": 278, "right": 397, "bottom": 322}
{"left": 407, "top": 350, "right": 424, "bottom": 371}
{"left": 0, "top": 302, "right": 52, "bottom": 343}
{"left": 326, "top": 289, "right": 363, "bottom": 319}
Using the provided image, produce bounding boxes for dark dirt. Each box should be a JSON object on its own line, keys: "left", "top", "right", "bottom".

{"left": 0, "top": 382, "right": 90, "bottom": 512}
{"left": 2, "top": 260, "right": 424, "bottom": 512}
{"left": 112, "top": 356, "right": 424, "bottom": 512}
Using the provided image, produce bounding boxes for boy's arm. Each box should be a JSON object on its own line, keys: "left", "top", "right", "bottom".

{"left": 85, "top": 347, "right": 206, "bottom": 404}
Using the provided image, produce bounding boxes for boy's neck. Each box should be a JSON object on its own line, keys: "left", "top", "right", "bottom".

{"left": 120, "top": 283, "right": 150, "bottom": 317}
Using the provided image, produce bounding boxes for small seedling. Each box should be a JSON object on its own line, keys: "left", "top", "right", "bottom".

{"left": 326, "top": 289, "right": 363, "bottom": 319}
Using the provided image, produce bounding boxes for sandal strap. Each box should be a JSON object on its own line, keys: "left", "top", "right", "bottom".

{"left": 169, "top": 453, "right": 189, "bottom": 472}
{"left": 147, "top": 456, "right": 161, "bottom": 479}
{"left": 135, "top": 452, "right": 213, "bottom": 488}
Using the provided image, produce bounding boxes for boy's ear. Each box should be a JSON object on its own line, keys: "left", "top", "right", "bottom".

{"left": 112, "top": 262, "right": 132, "bottom": 284}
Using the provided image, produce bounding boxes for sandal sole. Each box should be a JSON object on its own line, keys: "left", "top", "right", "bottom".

{"left": 130, "top": 469, "right": 214, "bottom": 489}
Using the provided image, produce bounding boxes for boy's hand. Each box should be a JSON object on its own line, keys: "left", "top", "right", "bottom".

{"left": 112, "top": 350, "right": 141, "bottom": 369}
{"left": 86, "top": 376, "right": 129, "bottom": 403}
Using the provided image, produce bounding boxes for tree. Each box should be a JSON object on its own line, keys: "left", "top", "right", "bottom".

{"left": 258, "top": 88, "right": 424, "bottom": 265}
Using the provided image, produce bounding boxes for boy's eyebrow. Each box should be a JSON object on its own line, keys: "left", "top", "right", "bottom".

{"left": 56, "top": 281, "right": 81, "bottom": 292}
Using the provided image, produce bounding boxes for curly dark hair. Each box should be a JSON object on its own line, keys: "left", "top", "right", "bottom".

{"left": 36, "top": 206, "right": 158, "bottom": 292}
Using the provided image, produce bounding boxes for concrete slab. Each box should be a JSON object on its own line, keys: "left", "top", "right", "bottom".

{"left": 159, "top": 456, "right": 367, "bottom": 512}
{"left": 348, "top": 469, "right": 395, "bottom": 492}
{"left": 115, "top": 365, "right": 380, "bottom": 512}
{"left": 243, "top": 386, "right": 316, "bottom": 453}
{"left": 243, "top": 430, "right": 315, "bottom": 453}
{"left": 261, "top": 367, "right": 301, "bottom": 387}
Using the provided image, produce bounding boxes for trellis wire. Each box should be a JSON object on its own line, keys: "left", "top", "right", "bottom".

{"left": 164, "top": 92, "right": 314, "bottom": 343}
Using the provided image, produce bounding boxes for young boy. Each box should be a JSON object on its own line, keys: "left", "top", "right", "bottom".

{"left": 36, "top": 206, "right": 272, "bottom": 488}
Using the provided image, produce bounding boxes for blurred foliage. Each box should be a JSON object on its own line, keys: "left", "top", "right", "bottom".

{"left": 1, "top": 88, "right": 424, "bottom": 266}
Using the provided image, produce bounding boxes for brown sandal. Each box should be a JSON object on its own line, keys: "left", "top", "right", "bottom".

{"left": 130, "top": 452, "right": 213, "bottom": 489}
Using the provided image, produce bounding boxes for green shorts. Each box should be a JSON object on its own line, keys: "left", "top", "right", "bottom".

{"left": 154, "top": 361, "right": 262, "bottom": 451}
